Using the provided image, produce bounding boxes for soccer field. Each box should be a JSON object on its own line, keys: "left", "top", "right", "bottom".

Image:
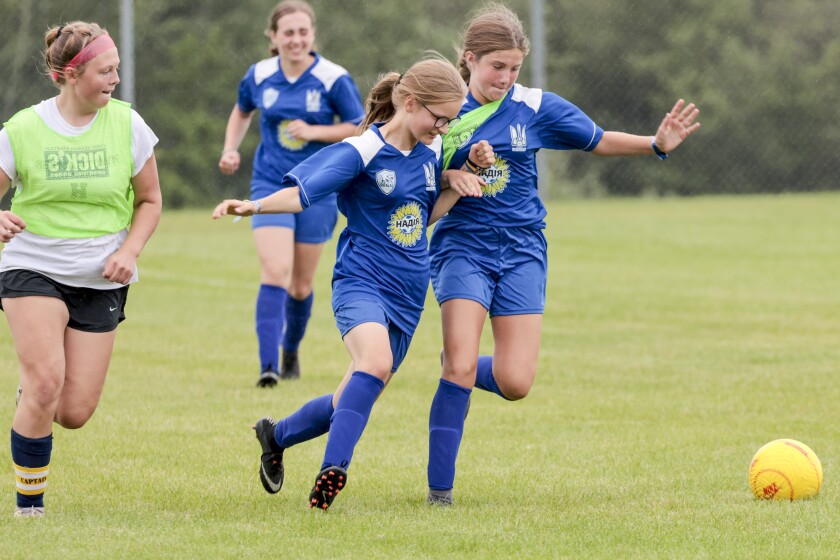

{"left": 1, "top": 193, "right": 838, "bottom": 558}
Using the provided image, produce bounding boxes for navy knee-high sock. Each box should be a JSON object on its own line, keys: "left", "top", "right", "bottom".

{"left": 283, "top": 292, "right": 313, "bottom": 353}
{"left": 274, "top": 394, "right": 334, "bottom": 448}
{"left": 321, "top": 371, "right": 384, "bottom": 470}
{"left": 256, "top": 284, "right": 287, "bottom": 372}
{"left": 474, "top": 355, "right": 510, "bottom": 400}
{"left": 11, "top": 429, "right": 52, "bottom": 508}
{"left": 427, "top": 379, "right": 472, "bottom": 491}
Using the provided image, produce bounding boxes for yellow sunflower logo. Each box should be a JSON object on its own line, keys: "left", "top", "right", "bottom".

{"left": 277, "top": 120, "right": 308, "bottom": 151}
{"left": 387, "top": 201, "right": 424, "bottom": 248}
{"left": 479, "top": 156, "right": 510, "bottom": 197}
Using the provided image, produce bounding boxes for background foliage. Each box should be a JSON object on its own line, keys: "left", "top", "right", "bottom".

{"left": 2, "top": 0, "right": 839, "bottom": 206}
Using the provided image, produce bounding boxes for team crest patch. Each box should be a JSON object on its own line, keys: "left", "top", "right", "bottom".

{"left": 263, "top": 88, "right": 279, "bottom": 109}
{"left": 376, "top": 169, "right": 396, "bottom": 195}
{"left": 278, "top": 120, "right": 307, "bottom": 151}
{"left": 424, "top": 161, "right": 436, "bottom": 191}
{"left": 388, "top": 201, "right": 423, "bottom": 248}
{"left": 510, "top": 123, "right": 527, "bottom": 152}
{"left": 479, "top": 156, "right": 511, "bottom": 197}
{"left": 306, "top": 89, "right": 321, "bottom": 112}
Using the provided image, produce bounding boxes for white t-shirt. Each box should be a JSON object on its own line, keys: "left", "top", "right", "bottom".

{"left": 0, "top": 97, "right": 159, "bottom": 289}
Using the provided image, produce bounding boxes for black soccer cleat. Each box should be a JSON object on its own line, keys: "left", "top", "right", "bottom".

{"left": 256, "top": 369, "right": 279, "bottom": 388}
{"left": 279, "top": 351, "right": 300, "bottom": 380}
{"left": 253, "top": 417, "right": 285, "bottom": 494}
{"left": 308, "top": 466, "right": 347, "bottom": 510}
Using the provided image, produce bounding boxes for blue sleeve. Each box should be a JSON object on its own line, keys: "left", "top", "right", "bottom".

{"left": 281, "top": 142, "right": 364, "bottom": 208}
{"left": 237, "top": 66, "right": 256, "bottom": 113}
{"left": 328, "top": 75, "right": 366, "bottom": 125}
{"left": 537, "top": 92, "right": 604, "bottom": 152}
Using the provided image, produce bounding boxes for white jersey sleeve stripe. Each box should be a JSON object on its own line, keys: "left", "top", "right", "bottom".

{"left": 253, "top": 57, "right": 280, "bottom": 86}
{"left": 310, "top": 58, "right": 350, "bottom": 92}
{"left": 511, "top": 84, "right": 543, "bottom": 113}
{"left": 342, "top": 129, "right": 385, "bottom": 167}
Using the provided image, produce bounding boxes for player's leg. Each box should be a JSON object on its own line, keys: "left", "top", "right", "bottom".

{"left": 252, "top": 223, "right": 294, "bottom": 387}
{"left": 54, "top": 328, "right": 118, "bottom": 429}
{"left": 282, "top": 197, "right": 337, "bottom": 380}
{"left": 54, "top": 284, "right": 125, "bottom": 428}
{"left": 310, "top": 306, "right": 396, "bottom": 510}
{"left": 475, "top": 228, "right": 547, "bottom": 400}
{"left": 427, "top": 298, "right": 485, "bottom": 505}
{"left": 485, "top": 313, "right": 542, "bottom": 400}
{"left": 280, "top": 241, "right": 325, "bottom": 380}
{"left": 4, "top": 295, "right": 68, "bottom": 517}
{"left": 253, "top": 361, "right": 346, "bottom": 495}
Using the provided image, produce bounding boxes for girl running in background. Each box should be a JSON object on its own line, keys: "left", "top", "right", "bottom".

{"left": 214, "top": 57, "right": 493, "bottom": 510}
{"left": 218, "top": 0, "right": 365, "bottom": 387}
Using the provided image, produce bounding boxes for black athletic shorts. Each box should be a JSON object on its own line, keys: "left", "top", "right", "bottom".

{"left": 0, "top": 269, "right": 129, "bottom": 333}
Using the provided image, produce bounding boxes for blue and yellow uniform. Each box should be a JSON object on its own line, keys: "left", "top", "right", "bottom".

{"left": 282, "top": 125, "right": 442, "bottom": 370}
{"left": 238, "top": 53, "right": 365, "bottom": 240}
{"left": 431, "top": 84, "right": 604, "bottom": 315}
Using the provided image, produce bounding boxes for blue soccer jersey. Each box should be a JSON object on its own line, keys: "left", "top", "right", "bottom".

{"left": 281, "top": 126, "right": 442, "bottom": 334}
{"left": 237, "top": 53, "right": 365, "bottom": 183}
{"left": 442, "top": 84, "right": 604, "bottom": 228}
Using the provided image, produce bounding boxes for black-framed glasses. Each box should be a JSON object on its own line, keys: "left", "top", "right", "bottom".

{"left": 421, "top": 103, "right": 461, "bottom": 129}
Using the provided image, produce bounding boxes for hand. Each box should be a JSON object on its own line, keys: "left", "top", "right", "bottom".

{"left": 219, "top": 149, "right": 241, "bottom": 175}
{"left": 442, "top": 169, "right": 484, "bottom": 198}
{"left": 212, "top": 199, "right": 258, "bottom": 219}
{"left": 468, "top": 140, "right": 495, "bottom": 169}
{"left": 0, "top": 210, "right": 26, "bottom": 243}
{"left": 285, "top": 120, "right": 316, "bottom": 141}
{"left": 654, "top": 99, "right": 701, "bottom": 153}
{"left": 102, "top": 248, "right": 137, "bottom": 285}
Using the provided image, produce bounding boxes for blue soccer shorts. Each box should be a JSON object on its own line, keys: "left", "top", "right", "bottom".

{"left": 249, "top": 179, "right": 338, "bottom": 243}
{"left": 430, "top": 222, "right": 547, "bottom": 316}
{"left": 333, "top": 298, "right": 413, "bottom": 373}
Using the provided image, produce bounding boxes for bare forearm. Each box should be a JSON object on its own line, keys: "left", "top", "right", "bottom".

{"left": 304, "top": 122, "right": 359, "bottom": 144}
{"left": 121, "top": 198, "right": 162, "bottom": 257}
{"left": 223, "top": 107, "right": 253, "bottom": 151}
{"left": 430, "top": 189, "right": 460, "bottom": 224}
{"left": 592, "top": 131, "right": 654, "bottom": 157}
{"left": 255, "top": 186, "right": 304, "bottom": 214}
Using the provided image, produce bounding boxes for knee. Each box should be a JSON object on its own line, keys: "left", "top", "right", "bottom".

{"left": 494, "top": 365, "right": 536, "bottom": 401}
{"left": 55, "top": 400, "right": 98, "bottom": 430}
{"left": 356, "top": 357, "right": 392, "bottom": 380}
{"left": 287, "top": 283, "right": 312, "bottom": 301}
{"left": 442, "top": 355, "right": 478, "bottom": 388}
{"left": 23, "top": 371, "right": 64, "bottom": 410}
{"left": 55, "top": 409, "right": 94, "bottom": 430}
{"left": 261, "top": 263, "right": 292, "bottom": 286}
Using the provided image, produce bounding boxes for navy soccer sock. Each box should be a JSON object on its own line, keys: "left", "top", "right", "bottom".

{"left": 256, "top": 284, "right": 287, "bottom": 372}
{"left": 282, "top": 292, "right": 314, "bottom": 353}
{"left": 274, "top": 394, "right": 335, "bottom": 448}
{"left": 474, "top": 355, "right": 510, "bottom": 400}
{"left": 321, "top": 371, "right": 384, "bottom": 470}
{"left": 11, "top": 429, "right": 52, "bottom": 508}
{"left": 427, "top": 379, "right": 472, "bottom": 491}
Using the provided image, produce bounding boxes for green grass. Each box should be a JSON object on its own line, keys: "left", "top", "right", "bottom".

{"left": 1, "top": 192, "right": 839, "bottom": 558}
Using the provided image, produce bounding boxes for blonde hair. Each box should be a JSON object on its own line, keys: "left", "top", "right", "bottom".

{"left": 456, "top": 3, "right": 530, "bottom": 82}
{"left": 44, "top": 21, "right": 109, "bottom": 86}
{"left": 266, "top": 0, "right": 316, "bottom": 56}
{"left": 360, "top": 56, "right": 467, "bottom": 130}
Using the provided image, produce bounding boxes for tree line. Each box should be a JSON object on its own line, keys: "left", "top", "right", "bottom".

{"left": 2, "top": 0, "right": 838, "bottom": 208}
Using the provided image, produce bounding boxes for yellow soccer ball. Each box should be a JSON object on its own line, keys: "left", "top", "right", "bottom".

{"left": 748, "top": 439, "right": 823, "bottom": 500}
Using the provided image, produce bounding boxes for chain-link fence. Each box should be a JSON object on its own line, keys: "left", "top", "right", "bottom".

{"left": 2, "top": 0, "right": 839, "bottom": 208}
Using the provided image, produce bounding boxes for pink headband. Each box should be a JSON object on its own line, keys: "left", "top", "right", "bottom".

{"left": 51, "top": 34, "right": 117, "bottom": 81}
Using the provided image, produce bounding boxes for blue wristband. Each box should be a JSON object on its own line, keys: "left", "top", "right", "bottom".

{"left": 651, "top": 138, "right": 668, "bottom": 160}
